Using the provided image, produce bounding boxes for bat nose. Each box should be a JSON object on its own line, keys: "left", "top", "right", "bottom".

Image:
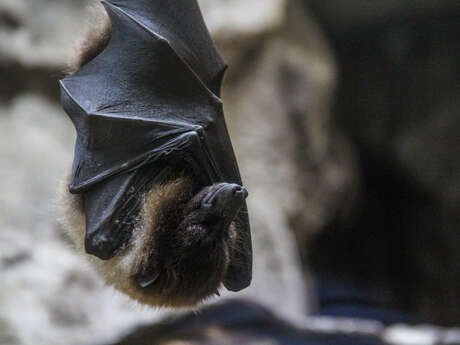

{"left": 232, "top": 185, "right": 248, "bottom": 199}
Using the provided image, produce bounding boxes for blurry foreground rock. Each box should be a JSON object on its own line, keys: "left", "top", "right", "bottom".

{"left": 95, "top": 301, "right": 460, "bottom": 345}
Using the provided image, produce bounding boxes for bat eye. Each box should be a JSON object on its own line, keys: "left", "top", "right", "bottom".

{"left": 200, "top": 184, "right": 227, "bottom": 208}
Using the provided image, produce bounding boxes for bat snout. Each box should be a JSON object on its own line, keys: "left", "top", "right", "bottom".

{"left": 198, "top": 183, "right": 248, "bottom": 228}
{"left": 232, "top": 185, "right": 248, "bottom": 199}
{"left": 201, "top": 183, "right": 247, "bottom": 208}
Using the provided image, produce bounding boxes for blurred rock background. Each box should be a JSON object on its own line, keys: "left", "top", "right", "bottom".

{"left": 0, "top": 0, "right": 459, "bottom": 345}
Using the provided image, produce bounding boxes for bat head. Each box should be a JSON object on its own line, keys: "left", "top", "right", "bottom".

{"left": 132, "top": 180, "right": 247, "bottom": 307}
{"left": 190, "top": 183, "right": 248, "bottom": 230}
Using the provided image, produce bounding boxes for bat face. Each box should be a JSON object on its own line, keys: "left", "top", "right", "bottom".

{"left": 134, "top": 181, "right": 247, "bottom": 305}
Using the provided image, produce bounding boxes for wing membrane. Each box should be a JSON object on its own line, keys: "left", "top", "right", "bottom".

{"left": 108, "top": 0, "right": 227, "bottom": 96}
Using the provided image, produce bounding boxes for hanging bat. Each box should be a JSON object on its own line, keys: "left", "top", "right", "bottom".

{"left": 59, "top": 0, "right": 252, "bottom": 307}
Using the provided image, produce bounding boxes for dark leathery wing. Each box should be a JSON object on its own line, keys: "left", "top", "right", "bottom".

{"left": 59, "top": 0, "right": 252, "bottom": 291}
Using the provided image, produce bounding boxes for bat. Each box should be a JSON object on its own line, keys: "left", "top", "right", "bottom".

{"left": 59, "top": 0, "right": 252, "bottom": 307}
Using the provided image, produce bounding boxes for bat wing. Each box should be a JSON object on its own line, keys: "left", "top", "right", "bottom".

{"left": 108, "top": 0, "right": 227, "bottom": 97}
{"left": 60, "top": 0, "right": 251, "bottom": 291}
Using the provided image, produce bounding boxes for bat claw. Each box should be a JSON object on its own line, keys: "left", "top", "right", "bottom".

{"left": 137, "top": 271, "right": 160, "bottom": 288}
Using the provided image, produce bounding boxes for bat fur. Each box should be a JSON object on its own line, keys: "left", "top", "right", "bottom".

{"left": 60, "top": 6, "right": 243, "bottom": 307}
{"left": 65, "top": 3, "right": 112, "bottom": 76}
{"left": 60, "top": 174, "right": 239, "bottom": 308}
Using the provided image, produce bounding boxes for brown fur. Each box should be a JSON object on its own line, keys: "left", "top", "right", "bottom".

{"left": 59, "top": 174, "right": 237, "bottom": 308}
{"left": 64, "top": 5, "right": 112, "bottom": 76}
{"left": 130, "top": 179, "right": 231, "bottom": 307}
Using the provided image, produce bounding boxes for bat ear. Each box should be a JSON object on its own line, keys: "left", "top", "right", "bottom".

{"left": 224, "top": 257, "right": 252, "bottom": 292}
{"left": 224, "top": 213, "right": 252, "bottom": 292}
